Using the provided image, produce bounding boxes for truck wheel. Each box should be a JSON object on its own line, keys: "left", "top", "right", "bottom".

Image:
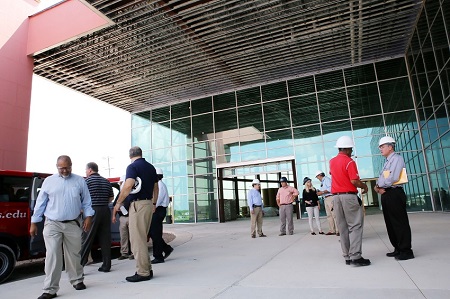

{"left": 0, "top": 244, "right": 16, "bottom": 284}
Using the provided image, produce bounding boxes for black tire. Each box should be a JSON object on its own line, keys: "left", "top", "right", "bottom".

{"left": 0, "top": 244, "right": 16, "bottom": 284}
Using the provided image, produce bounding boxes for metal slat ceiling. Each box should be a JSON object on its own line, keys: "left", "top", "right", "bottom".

{"left": 33, "top": 0, "right": 423, "bottom": 113}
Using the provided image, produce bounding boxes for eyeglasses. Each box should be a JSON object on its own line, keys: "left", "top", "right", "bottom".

{"left": 379, "top": 144, "right": 389, "bottom": 149}
{"left": 57, "top": 166, "right": 72, "bottom": 171}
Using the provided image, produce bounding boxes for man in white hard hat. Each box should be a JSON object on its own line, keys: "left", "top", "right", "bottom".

{"left": 329, "top": 136, "right": 370, "bottom": 266}
{"left": 149, "top": 168, "right": 174, "bottom": 263}
{"left": 247, "top": 178, "right": 266, "bottom": 238}
{"left": 374, "top": 136, "right": 414, "bottom": 261}
{"left": 316, "top": 170, "right": 339, "bottom": 236}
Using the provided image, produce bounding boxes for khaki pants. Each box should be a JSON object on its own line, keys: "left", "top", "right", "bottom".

{"left": 325, "top": 196, "right": 339, "bottom": 234}
{"left": 333, "top": 194, "right": 364, "bottom": 261}
{"left": 279, "top": 204, "right": 294, "bottom": 234}
{"left": 119, "top": 215, "right": 130, "bottom": 255}
{"left": 129, "top": 200, "right": 153, "bottom": 276}
{"left": 250, "top": 207, "right": 263, "bottom": 236}
{"left": 42, "top": 219, "right": 84, "bottom": 294}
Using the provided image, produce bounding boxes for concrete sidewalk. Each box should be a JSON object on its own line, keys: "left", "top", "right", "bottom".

{"left": 1, "top": 212, "right": 449, "bottom": 299}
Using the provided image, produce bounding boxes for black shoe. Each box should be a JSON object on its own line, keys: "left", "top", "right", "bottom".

{"left": 73, "top": 282, "right": 86, "bottom": 290}
{"left": 126, "top": 271, "right": 153, "bottom": 282}
{"left": 164, "top": 247, "right": 173, "bottom": 259}
{"left": 351, "top": 257, "right": 371, "bottom": 266}
{"left": 345, "top": 260, "right": 351, "bottom": 265}
{"left": 319, "top": 231, "right": 325, "bottom": 235}
{"left": 259, "top": 234, "right": 267, "bottom": 237}
{"left": 98, "top": 266, "right": 110, "bottom": 272}
{"left": 118, "top": 255, "right": 129, "bottom": 260}
{"left": 311, "top": 232, "right": 316, "bottom": 235}
{"left": 386, "top": 250, "right": 400, "bottom": 257}
{"left": 395, "top": 252, "right": 415, "bottom": 261}
{"left": 251, "top": 235, "right": 256, "bottom": 238}
{"left": 37, "top": 293, "right": 57, "bottom": 299}
{"left": 151, "top": 258, "right": 165, "bottom": 264}
{"left": 336, "top": 233, "right": 340, "bottom": 236}
{"left": 279, "top": 233, "right": 286, "bottom": 236}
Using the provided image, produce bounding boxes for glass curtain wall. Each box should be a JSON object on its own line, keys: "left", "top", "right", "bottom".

{"left": 406, "top": 0, "right": 450, "bottom": 211}
{"left": 131, "top": 53, "right": 436, "bottom": 222}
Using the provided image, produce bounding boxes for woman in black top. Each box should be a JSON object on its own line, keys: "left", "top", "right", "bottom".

{"left": 302, "top": 177, "right": 324, "bottom": 235}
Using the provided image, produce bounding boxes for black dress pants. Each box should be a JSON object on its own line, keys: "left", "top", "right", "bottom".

{"left": 149, "top": 206, "right": 171, "bottom": 260}
{"left": 381, "top": 188, "right": 413, "bottom": 254}
{"left": 80, "top": 206, "right": 111, "bottom": 269}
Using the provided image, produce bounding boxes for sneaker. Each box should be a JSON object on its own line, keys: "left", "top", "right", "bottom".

{"left": 118, "top": 255, "right": 129, "bottom": 260}
{"left": 351, "top": 257, "right": 371, "bottom": 266}
{"left": 126, "top": 271, "right": 153, "bottom": 282}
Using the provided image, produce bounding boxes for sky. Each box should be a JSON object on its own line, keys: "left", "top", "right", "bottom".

{"left": 27, "top": 75, "right": 131, "bottom": 178}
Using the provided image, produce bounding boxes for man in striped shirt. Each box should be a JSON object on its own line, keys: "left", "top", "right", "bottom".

{"left": 80, "top": 162, "right": 114, "bottom": 272}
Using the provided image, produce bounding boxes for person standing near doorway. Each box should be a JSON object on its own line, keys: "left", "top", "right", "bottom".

{"left": 247, "top": 178, "right": 266, "bottom": 238}
{"left": 80, "top": 162, "right": 114, "bottom": 272}
{"left": 329, "top": 136, "right": 370, "bottom": 266}
{"left": 316, "top": 171, "right": 338, "bottom": 236}
{"left": 374, "top": 136, "right": 414, "bottom": 261}
{"left": 302, "top": 177, "right": 324, "bottom": 235}
{"left": 276, "top": 177, "right": 299, "bottom": 236}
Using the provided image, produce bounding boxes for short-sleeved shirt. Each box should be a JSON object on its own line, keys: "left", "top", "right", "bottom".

{"left": 126, "top": 158, "right": 158, "bottom": 201}
{"left": 277, "top": 185, "right": 299, "bottom": 205}
{"left": 329, "top": 152, "right": 360, "bottom": 193}
{"left": 85, "top": 173, "right": 114, "bottom": 206}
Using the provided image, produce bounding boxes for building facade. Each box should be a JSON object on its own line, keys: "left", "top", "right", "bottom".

{"left": 131, "top": 2, "right": 449, "bottom": 223}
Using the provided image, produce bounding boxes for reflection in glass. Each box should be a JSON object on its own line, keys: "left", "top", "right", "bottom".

{"left": 295, "top": 144, "right": 324, "bottom": 163}
{"left": 171, "top": 118, "right": 191, "bottom": 146}
{"left": 152, "top": 106, "right": 170, "bottom": 122}
{"left": 191, "top": 97, "right": 212, "bottom": 115}
{"left": 318, "top": 88, "right": 349, "bottom": 122}
{"left": 237, "top": 87, "right": 261, "bottom": 106}
{"left": 152, "top": 148, "right": 171, "bottom": 164}
{"left": 348, "top": 83, "right": 382, "bottom": 117}
{"left": 290, "top": 94, "right": 319, "bottom": 126}
{"left": 267, "top": 147, "right": 294, "bottom": 158}
{"left": 132, "top": 111, "right": 150, "bottom": 128}
{"left": 321, "top": 120, "right": 352, "bottom": 141}
{"left": 152, "top": 122, "right": 171, "bottom": 148}
{"left": 379, "top": 78, "right": 414, "bottom": 112}
{"left": 214, "top": 109, "right": 238, "bottom": 132}
{"left": 293, "top": 124, "right": 322, "bottom": 145}
{"left": 344, "top": 63, "right": 376, "bottom": 86}
{"left": 355, "top": 157, "right": 376, "bottom": 179}
{"left": 171, "top": 102, "right": 190, "bottom": 119}
{"left": 263, "top": 99, "right": 291, "bottom": 131}
{"left": 214, "top": 92, "right": 236, "bottom": 110}
{"left": 192, "top": 113, "right": 214, "bottom": 141}
{"left": 131, "top": 126, "right": 151, "bottom": 151}
{"left": 315, "top": 70, "right": 344, "bottom": 91}
{"left": 352, "top": 116, "right": 384, "bottom": 137}
{"left": 262, "top": 81, "right": 287, "bottom": 101}
{"left": 238, "top": 104, "right": 264, "bottom": 131}
{"left": 375, "top": 57, "right": 407, "bottom": 80}
{"left": 288, "top": 76, "right": 315, "bottom": 96}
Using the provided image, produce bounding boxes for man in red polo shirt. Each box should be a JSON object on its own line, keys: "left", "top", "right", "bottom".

{"left": 329, "top": 136, "right": 370, "bottom": 266}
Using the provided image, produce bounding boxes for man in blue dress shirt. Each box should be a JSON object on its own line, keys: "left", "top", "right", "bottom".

{"left": 374, "top": 136, "right": 414, "bottom": 261}
{"left": 247, "top": 179, "right": 266, "bottom": 238}
{"left": 30, "top": 155, "right": 95, "bottom": 299}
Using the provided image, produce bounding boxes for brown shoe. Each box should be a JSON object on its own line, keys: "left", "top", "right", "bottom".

{"left": 325, "top": 232, "right": 335, "bottom": 235}
{"left": 336, "top": 233, "right": 340, "bottom": 236}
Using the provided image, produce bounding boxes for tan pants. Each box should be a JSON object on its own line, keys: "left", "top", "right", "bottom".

{"left": 42, "top": 219, "right": 84, "bottom": 294}
{"left": 119, "top": 215, "right": 130, "bottom": 255}
{"left": 325, "top": 196, "right": 339, "bottom": 234}
{"left": 250, "top": 207, "right": 263, "bottom": 236}
{"left": 129, "top": 200, "right": 153, "bottom": 276}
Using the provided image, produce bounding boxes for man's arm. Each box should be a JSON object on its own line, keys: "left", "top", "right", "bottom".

{"left": 113, "top": 178, "right": 134, "bottom": 219}
{"left": 351, "top": 179, "right": 368, "bottom": 194}
{"left": 152, "top": 181, "right": 159, "bottom": 212}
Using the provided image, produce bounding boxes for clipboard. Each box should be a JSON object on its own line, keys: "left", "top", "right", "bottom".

{"left": 383, "top": 168, "right": 408, "bottom": 185}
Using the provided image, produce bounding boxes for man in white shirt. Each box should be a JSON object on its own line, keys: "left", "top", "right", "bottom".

{"left": 149, "top": 168, "right": 174, "bottom": 264}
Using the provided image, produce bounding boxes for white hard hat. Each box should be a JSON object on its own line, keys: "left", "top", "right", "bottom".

{"left": 251, "top": 179, "right": 260, "bottom": 185}
{"left": 156, "top": 167, "right": 163, "bottom": 175}
{"left": 129, "top": 177, "right": 142, "bottom": 194}
{"left": 315, "top": 170, "right": 324, "bottom": 177}
{"left": 379, "top": 136, "right": 396, "bottom": 146}
{"left": 335, "top": 136, "right": 354, "bottom": 148}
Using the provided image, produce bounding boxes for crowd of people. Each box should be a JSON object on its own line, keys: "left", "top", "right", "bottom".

{"left": 30, "top": 135, "right": 414, "bottom": 299}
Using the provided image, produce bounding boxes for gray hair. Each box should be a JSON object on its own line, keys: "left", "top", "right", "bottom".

{"left": 129, "top": 146, "right": 143, "bottom": 158}
{"left": 57, "top": 155, "right": 72, "bottom": 165}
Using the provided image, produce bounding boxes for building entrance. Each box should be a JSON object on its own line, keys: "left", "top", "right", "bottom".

{"left": 216, "top": 158, "right": 299, "bottom": 222}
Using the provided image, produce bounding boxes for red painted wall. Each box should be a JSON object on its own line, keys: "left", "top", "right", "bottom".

{"left": 0, "top": 0, "right": 38, "bottom": 170}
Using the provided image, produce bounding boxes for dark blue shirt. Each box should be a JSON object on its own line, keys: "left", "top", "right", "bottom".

{"left": 126, "top": 158, "right": 158, "bottom": 201}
